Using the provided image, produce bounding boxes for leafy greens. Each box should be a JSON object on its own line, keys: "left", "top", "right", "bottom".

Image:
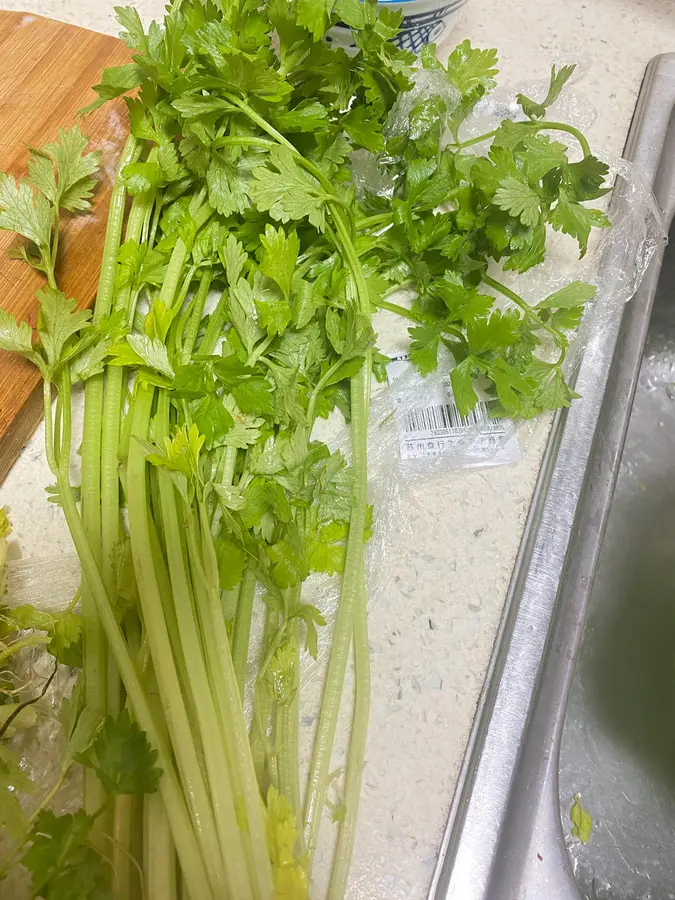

{"left": 0, "top": 2, "right": 610, "bottom": 898}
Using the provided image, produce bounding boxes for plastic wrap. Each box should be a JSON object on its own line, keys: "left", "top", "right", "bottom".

{"left": 0, "top": 637, "right": 80, "bottom": 894}
{"left": 384, "top": 67, "right": 460, "bottom": 140}
{"left": 4, "top": 557, "right": 80, "bottom": 612}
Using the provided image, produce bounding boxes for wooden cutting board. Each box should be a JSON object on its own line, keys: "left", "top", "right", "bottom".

{"left": 0, "top": 11, "right": 129, "bottom": 483}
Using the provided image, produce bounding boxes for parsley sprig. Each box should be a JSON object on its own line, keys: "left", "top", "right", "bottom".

{"left": 0, "top": 126, "right": 101, "bottom": 288}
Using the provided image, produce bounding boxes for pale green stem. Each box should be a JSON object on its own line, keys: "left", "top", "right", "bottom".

{"left": 81, "top": 134, "right": 141, "bottom": 818}
{"left": 450, "top": 120, "right": 590, "bottom": 157}
{"left": 231, "top": 568, "right": 256, "bottom": 701}
{"left": 327, "top": 577, "right": 370, "bottom": 899}
{"left": 144, "top": 793, "right": 177, "bottom": 900}
{"left": 303, "top": 237, "right": 372, "bottom": 869}
{"left": 103, "top": 193, "right": 150, "bottom": 720}
{"left": 303, "top": 366, "right": 369, "bottom": 862}
{"left": 247, "top": 333, "right": 274, "bottom": 368}
{"left": 54, "top": 472, "right": 215, "bottom": 900}
{"left": 276, "top": 615, "right": 303, "bottom": 850}
{"left": 181, "top": 268, "right": 213, "bottom": 364}
{"left": 190, "top": 502, "right": 274, "bottom": 900}
{"left": 112, "top": 796, "right": 136, "bottom": 900}
{"left": 250, "top": 607, "right": 279, "bottom": 788}
{"left": 155, "top": 392, "right": 253, "bottom": 899}
{"left": 198, "top": 288, "right": 228, "bottom": 356}
{"left": 0, "top": 634, "right": 49, "bottom": 666}
{"left": 126, "top": 385, "right": 228, "bottom": 897}
{"left": 210, "top": 445, "right": 238, "bottom": 536}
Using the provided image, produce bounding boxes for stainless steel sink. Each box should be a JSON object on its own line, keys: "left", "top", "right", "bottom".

{"left": 430, "top": 55, "right": 675, "bottom": 900}
{"left": 560, "top": 210, "right": 675, "bottom": 900}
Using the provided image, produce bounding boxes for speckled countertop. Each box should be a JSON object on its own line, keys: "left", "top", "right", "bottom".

{"left": 2, "top": 1, "right": 675, "bottom": 898}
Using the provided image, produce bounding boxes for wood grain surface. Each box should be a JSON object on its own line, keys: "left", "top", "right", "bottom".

{"left": 0, "top": 11, "right": 129, "bottom": 483}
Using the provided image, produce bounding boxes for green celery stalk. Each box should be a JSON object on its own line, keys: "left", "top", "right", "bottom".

{"left": 180, "top": 268, "right": 213, "bottom": 364}
{"left": 44, "top": 394, "right": 215, "bottom": 900}
{"left": 231, "top": 568, "right": 257, "bottom": 700}
{"left": 81, "top": 134, "right": 141, "bottom": 819}
{"left": 303, "top": 363, "right": 370, "bottom": 859}
{"left": 126, "top": 384, "right": 230, "bottom": 897}
{"left": 189, "top": 502, "right": 274, "bottom": 899}
{"left": 154, "top": 391, "right": 258, "bottom": 899}
{"left": 276, "top": 615, "right": 303, "bottom": 844}
{"left": 103, "top": 191, "right": 154, "bottom": 897}
{"left": 251, "top": 607, "right": 279, "bottom": 788}
{"left": 328, "top": 580, "right": 370, "bottom": 899}
{"left": 211, "top": 97, "right": 375, "bottom": 871}
{"left": 197, "top": 287, "right": 228, "bottom": 356}
{"left": 144, "top": 793, "right": 177, "bottom": 900}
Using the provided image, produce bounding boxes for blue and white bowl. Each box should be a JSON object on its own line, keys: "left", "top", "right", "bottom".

{"left": 328, "top": 0, "right": 469, "bottom": 54}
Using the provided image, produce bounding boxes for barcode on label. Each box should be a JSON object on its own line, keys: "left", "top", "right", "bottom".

{"left": 404, "top": 400, "right": 505, "bottom": 435}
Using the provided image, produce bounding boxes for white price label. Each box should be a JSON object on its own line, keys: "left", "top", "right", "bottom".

{"left": 386, "top": 354, "right": 522, "bottom": 467}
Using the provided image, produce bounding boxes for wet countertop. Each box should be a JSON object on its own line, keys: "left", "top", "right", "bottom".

{"left": 2, "top": 1, "right": 675, "bottom": 898}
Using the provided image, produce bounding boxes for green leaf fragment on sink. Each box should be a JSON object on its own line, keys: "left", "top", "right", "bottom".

{"left": 570, "top": 793, "right": 592, "bottom": 844}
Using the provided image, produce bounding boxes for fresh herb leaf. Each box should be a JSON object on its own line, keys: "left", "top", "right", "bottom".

{"left": 49, "top": 612, "right": 83, "bottom": 668}
{"left": 29, "top": 125, "right": 102, "bottom": 212}
{"left": 521, "top": 134, "right": 567, "bottom": 182}
{"left": 229, "top": 277, "right": 265, "bottom": 356}
{"left": 467, "top": 309, "right": 520, "bottom": 353}
{"left": 343, "top": 106, "right": 385, "bottom": 154}
{"left": 445, "top": 41, "right": 499, "bottom": 134}
{"left": 207, "top": 150, "right": 256, "bottom": 218}
{"left": 0, "top": 309, "right": 35, "bottom": 357}
{"left": 447, "top": 40, "right": 499, "bottom": 95}
{"left": 493, "top": 177, "right": 541, "bottom": 227}
{"left": 563, "top": 155, "right": 611, "bottom": 201}
{"left": 37, "top": 287, "right": 92, "bottom": 374}
{"left": 76, "top": 710, "right": 162, "bottom": 796}
{"left": 0, "top": 745, "right": 35, "bottom": 840}
{"left": 221, "top": 233, "right": 248, "bottom": 286}
{"left": 215, "top": 534, "right": 247, "bottom": 590}
{"left": 81, "top": 63, "right": 143, "bottom": 114}
{"left": 517, "top": 64, "right": 576, "bottom": 120}
{"left": 221, "top": 396, "right": 265, "bottom": 448}
{"left": 122, "top": 160, "right": 163, "bottom": 195}
{"left": 296, "top": 0, "right": 337, "bottom": 40}
{"left": 23, "top": 809, "right": 102, "bottom": 897}
{"left": 0, "top": 173, "right": 53, "bottom": 250}
{"left": 409, "top": 324, "right": 440, "bottom": 375}
{"left": 116, "top": 5, "right": 148, "bottom": 53}
{"left": 549, "top": 193, "right": 611, "bottom": 256}
{"left": 538, "top": 280, "right": 597, "bottom": 309}
{"left": 124, "top": 333, "right": 175, "bottom": 378}
{"left": 450, "top": 357, "right": 480, "bottom": 415}
{"left": 260, "top": 224, "right": 300, "bottom": 301}
{"left": 272, "top": 100, "right": 329, "bottom": 133}
{"left": 192, "top": 394, "right": 235, "bottom": 450}
{"left": 232, "top": 376, "right": 275, "bottom": 416}
{"left": 250, "top": 146, "right": 327, "bottom": 231}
